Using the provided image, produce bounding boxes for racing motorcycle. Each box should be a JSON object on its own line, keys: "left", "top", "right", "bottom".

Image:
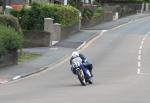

{"left": 72, "top": 60, "right": 93, "bottom": 86}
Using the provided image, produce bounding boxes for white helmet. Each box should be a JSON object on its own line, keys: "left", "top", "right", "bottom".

{"left": 72, "top": 51, "right": 79, "bottom": 58}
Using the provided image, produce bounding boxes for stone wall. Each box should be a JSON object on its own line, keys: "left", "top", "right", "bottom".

{"left": 44, "top": 18, "right": 79, "bottom": 41}
{"left": 103, "top": 3, "right": 142, "bottom": 18}
{"left": 23, "top": 31, "right": 51, "bottom": 48}
{"left": 81, "top": 11, "right": 113, "bottom": 28}
{"left": 81, "top": 15, "right": 104, "bottom": 28}
{"left": 0, "top": 50, "right": 18, "bottom": 68}
{"left": 61, "top": 23, "right": 79, "bottom": 40}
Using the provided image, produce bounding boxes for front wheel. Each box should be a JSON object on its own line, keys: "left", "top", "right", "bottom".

{"left": 77, "top": 69, "right": 86, "bottom": 86}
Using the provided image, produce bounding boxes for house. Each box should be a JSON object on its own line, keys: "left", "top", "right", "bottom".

{"left": 5, "top": 0, "right": 26, "bottom": 5}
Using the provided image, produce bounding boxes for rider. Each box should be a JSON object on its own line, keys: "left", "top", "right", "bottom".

{"left": 70, "top": 51, "right": 93, "bottom": 77}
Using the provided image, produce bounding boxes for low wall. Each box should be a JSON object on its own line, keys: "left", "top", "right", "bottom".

{"left": 103, "top": 3, "right": 142, "bottom": 18}
{"left": 61, "top": 23, "right": 79, "bottom": 40}
{"left": 81, "top": 15, "right": 104, "bottom": 28}
{"left": 0, "top": 50, "right": 18, "bottom": 68}
{"left": 81, "top": 11, "right": 113, "bottom": 28}
{"left": 23, "top": 30, "right": 51, "bottom": 48}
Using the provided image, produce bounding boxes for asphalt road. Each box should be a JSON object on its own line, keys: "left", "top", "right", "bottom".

{"left": 1, "top": 16, "right": 150, "bottom": 103}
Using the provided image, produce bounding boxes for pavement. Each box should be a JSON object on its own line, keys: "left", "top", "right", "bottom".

{"left": 0, "top": 13, "right": 150, "bottom": 84}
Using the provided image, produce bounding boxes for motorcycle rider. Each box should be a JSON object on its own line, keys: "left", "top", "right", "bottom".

{"left": 70, "top": 51, "right": 93, "bottom": 77}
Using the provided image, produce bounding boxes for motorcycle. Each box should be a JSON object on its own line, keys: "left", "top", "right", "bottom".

{"left": 72, "top": 61, "right": 93, "bottom": 86}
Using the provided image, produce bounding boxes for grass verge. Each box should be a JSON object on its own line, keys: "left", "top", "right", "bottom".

{"left": 18, "top": 52, "right": 41, "bottom": 62}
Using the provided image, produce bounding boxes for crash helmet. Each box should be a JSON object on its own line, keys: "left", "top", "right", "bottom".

{"left": 71, "top": 51, "right": 79, "bottom": 58}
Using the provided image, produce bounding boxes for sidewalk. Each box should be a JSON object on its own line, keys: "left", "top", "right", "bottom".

{"left": 0, "top": 13, "right": 150, "bottom": 84}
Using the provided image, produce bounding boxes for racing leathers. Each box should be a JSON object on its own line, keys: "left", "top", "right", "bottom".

{"left": 70, "top": 54, "right": 93, "bottom": 76}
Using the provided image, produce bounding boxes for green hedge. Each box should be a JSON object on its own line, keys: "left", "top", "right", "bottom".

{"left": 0, "top": 15, "right": 22, "bottom": 34}
{"left": 11, "top": 3, "right": 80, "bottom": 30}
{"left": 0, "top": 25, "right": 22, "bottom": 55}
{"left": 81, "top": 6, "right": 103, "bottom": 21}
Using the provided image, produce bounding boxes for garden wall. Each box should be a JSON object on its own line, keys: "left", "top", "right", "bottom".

{"left": 23, "top": 31, "right": 51, "bottom": 48}
{"left": 61, "top": 23, "right": 79, "bottom": 40}
{"left": 0, "top": 50, "right": 18, "bottom": 68}
{"left": 81, "top": 11, "right": 113, "bottom": 28}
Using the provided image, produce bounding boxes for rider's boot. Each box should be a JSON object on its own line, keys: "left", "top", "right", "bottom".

{"left": 89, "top": 69, "right": 93, "bottom": 77}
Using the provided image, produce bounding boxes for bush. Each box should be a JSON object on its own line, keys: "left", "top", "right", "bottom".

{"left": 93, "top": 6, "right": 103, "bottom": 17}
{"left": 81, "top": 6, "right": 103, "bottom": 21}
{"left": 0, "top": 25, "right": 22, "bottom": 55}
{"left": 81, "top": 8, "right": 94, "bottom": 21}
{"left": 0, "top": 15, "right": 22, "bottom": 34}
{"left": 11, "top": 3, "right": 80, "bottom": 30}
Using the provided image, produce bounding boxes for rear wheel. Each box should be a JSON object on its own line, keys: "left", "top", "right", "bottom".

{"left": 88, "top": 79, "right": 93, "bottom": 84}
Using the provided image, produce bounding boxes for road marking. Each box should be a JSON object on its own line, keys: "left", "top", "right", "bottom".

{"left": 13, "top": 75, "right": 21, "bottom": 80}
{"left": 137, "top": 31, "right": 149, "bottom": 74}
{"left": 138, "top": 62, "right": 141, "bottom": 67}
{"left": 138, "top": 55, "right": 141, "bottom": 61}
{"left": 137, "top": 68, "right": 141, "bottom": 74}
{"left": 77, "top": 41, "right": 86, "bottom": 50}
{"left": 139, "top": 45, "right": 143, "bottom": 50}
{"left": 141, "top": 41, "right": 144, "bottom": 45}
{"left": 80, "top": 30, "right": 107, "bottom": 50}
{"left": 138, "top": 50, "right": 142, "bottom": 55}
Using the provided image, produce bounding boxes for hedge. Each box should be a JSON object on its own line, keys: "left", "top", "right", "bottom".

{"left": 81, "top": 6, "right": 103, "bottom": 21}
{"left": 0, "top": 15, "right": 22, "bottom": 34}
{"left": 0, "top": 25, "right": 22, "bottom": 55}
{"left": 11, "top": 3, "right": 80, "bottom": 30}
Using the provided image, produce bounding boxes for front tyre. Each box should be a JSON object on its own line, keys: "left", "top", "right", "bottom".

{"left": 77, "top": 69, "right": 86, "bottom": 86}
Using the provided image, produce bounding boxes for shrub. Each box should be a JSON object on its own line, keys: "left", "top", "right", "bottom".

{"left": 81, "top": 6, "right": 103, "bottom": 21}
{"left": 81, "top": 8, "right": 94, "bottom": 21}
{"left": 93, "top": 6, "right": 103, "bottom": 17}
{"left": 0, "top": 25, "right": 22, "bottom": 55}
{"left": 11, "top": 3, "right": 80, "bottom": 30}
{"left": 0, "top": 15, "right": 22, "bottom": 34}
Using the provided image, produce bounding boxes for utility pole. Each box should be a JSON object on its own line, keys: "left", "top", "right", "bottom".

{"left": 2, "top": 0, "right": 6, "bottom": 14}
{"left": 29, "top": 0, "right": 32, "bottom": 5}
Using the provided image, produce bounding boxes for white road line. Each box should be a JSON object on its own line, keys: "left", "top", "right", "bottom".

{"left": 77, "top": 41, "right": 86, "bottom": 50}
{"left": 137, "top": 31, "right": 149, "bottom": 74}
{"left": 13, "top": 75, "right": 21, "bottom": 80}
{"left": 142, "top": 37, "right": 146, "bottom": 41}
{"left": 138, "top": 62, "right": 141, "bottom": 67}
{"left": 138, "top": 55, "right": 141, "bottom": 61}
{"left": 139, "top": 45, "right": 143, "bottom": 50}
{"left": 81, "top": 30, "right": 107, "bottom": 50}
{"left": 141, "top": 41, "right": 144, "bottom": 45}
{"left": 138, "top": 50, "right": 142, "bottom": 55}
{"left": 137, "top": 68, "right": 141, "bottom": 74}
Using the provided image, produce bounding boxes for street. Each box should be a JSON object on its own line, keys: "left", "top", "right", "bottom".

{"left": 0, "top": 16, "right": 150, "bottom": 103}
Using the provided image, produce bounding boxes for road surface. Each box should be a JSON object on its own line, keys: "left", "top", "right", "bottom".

{"left": 1, "top": 16, "right": 150, "bottom": 103}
